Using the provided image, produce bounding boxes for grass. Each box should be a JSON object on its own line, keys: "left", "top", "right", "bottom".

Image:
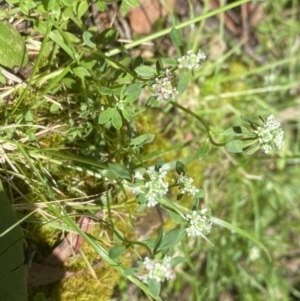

{"left": 0, "top": 0, "right": 299, "bottom": 300}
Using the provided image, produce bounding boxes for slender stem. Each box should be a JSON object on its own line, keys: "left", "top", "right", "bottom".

{"left": 169, "top": 101, "right": 225, "bottom": 147}
{"left": 105, "top": 0, "right": 252, "bottom": 57}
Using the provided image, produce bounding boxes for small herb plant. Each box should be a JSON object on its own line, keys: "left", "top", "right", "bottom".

{"left": 0, "top": 0, "right": 291, "bottom": 300}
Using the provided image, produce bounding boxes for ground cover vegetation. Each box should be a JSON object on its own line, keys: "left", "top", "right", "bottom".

{"left": 0, "top": 0, "right": 299, "bottom": 300}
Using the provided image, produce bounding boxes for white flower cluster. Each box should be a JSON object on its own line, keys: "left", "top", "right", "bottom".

{"left": 177, "top": 50, "right": 206, "bottom": 70}
{"left": 185, "top": 208, "right": 212, "bottom": 237}
{"left": 174, "top": 174, "right": 199, "bottom": 196}
{"left": 139, "top": 256, "right": 174, "bottom": 283}
{"left": 116, "top": 99, "right": 125, "bottom": 110}
{"left": 151, "top": 69, "right": 178, "bottom": 101}
{"left": 254, "top": 115, "right": 284, "bottom": 154}
{"left": 132, "top": 167, "right": 169, "bottom": 207}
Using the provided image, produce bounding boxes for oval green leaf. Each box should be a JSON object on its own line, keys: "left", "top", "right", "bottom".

{"left": 134, "top": 65, "right": 157, "bottom": 78}
{"left": 108, "top": 245, "right": 127, "bottom": 259}
{"left": 170, "top": 27, "right": 183, "bottom": 51}
{"left": 177, "top": 68, "right": 189, "bottom": 94}
{"left": 225, "top": 140, "right": 247, "bottom": 153}
{"left": 129, "top": 133, "right": 155, "bottom": 147}
{"left": 108, "top": 163, "right": 131, "bottom": 179}
{"left": 98, "top": 107, "right": 115, "bottom": 124}
{"left": 112, "top": 109, "right": 122, "bottom": 130}
{"left": 0, "top": 21, "right": 28, "bottom": 68}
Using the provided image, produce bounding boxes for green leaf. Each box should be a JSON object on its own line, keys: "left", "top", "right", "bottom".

{"left": 83, "top": 31, "right": 96, "bottom": 49}
{"left": 25, "top": 110, "right": 34, "bottom": 123}
{"left": 155, "top": 158, "right": 164, "bottom": 171}
{"left": 133, "top": 55, "right": 144, "bottom": 69}
{"left": 61, "top": 0, "right": 73, "bottom": 6}
{"left": 96, "top": 0, "right": 106, "bottom": 11}
{"left": 108, "top": 245, "right": 127, "bottom": 259}
{"left": 225, "top": 140, "right": 247, "bottom": 153}
{"left": 108, "top": 163, "right": 131, "bottom": 179}
{"left": 170, "top": 28, "right": 183, "bottom": 52}
{"left": 123, "top": 267, "right": 141, "bottom": 276}
{"left": 64, "top": 32, "right": 81, "bottom": 44}
{"left": 20, "top": 2, "right": 30, "bottom": 14}
{"left": 97, "top": 28, "right": 119, "bottom": 47}
{"left": 49, "top": 30, "right": 74, "bottom": 59}
{"left": 50, "top": 103, "right": 61, "bottom": 114}
{"left": 121, "top": 108, "right": 131, "bottom": 122}
{"left": 0, "top": 21, "right": 28, "bottom": 68}
{"left": 120, "top": 84, "right": 127, "bottom": 100}
{"left": 34, "top": 292, "right": 46, "bottom": 301}
{"left": 124, "top": 83, "right": 143, "bottom": 102}
{"left": 43, "top": 0, "right": 56, "bottom": 10}
{"left": 161, "top": 58, "right": 178, "bottom": 66}
{"left": 158, "top": 227, "right": 186, "bottom": 252}
{"left": 175, "top": 161, "right": 185, "bottom": 175}
{"left": 177, "top": 68, "right": 189, "bottom": 94}
{"left": 191, "top": 196, "right": 200, "bottom": 209}
{"left": 62, "top": 6, "right": 74, "bottom": 20}
{"left": 169, "top": 210, "right": 184, "bottom": 223}
{"left": 197, "top": 139, "right": 210, "bottom": 160}
{"left": 171, "top": 257, "right": 187, "bottom": 266}
{"left": 0, "top": 181, "right": 26, "bottom": 300}
{"left": 112, "top": 109, "right": 122, "bottom": 130}
{"left": 241, "top": 115, "right": 259, "bottom": 130}
{"left": 120, "top": 1, "right": 129, "bottom": 16}
{"left": 124, "top": 0, "right": 139, "bottom": 7}
{"left": 98, "top": 107, "right": 115, "bottom": 124}
{"left": 220, "top": 126, "right": 249, "bottom": 136}
{"left": 98, "top": 86, "right": 113, "bottom": 96}
{"left": 129, "top": 133, "right": 155, "bottom": 147}
{"left": 0, "top": 9, "right": 9, "bottom": 19}
{"left": 148, "top": 279, "right": 161, "bottom": 297}
{"left": 246, "top": 143, "right": 260, "bottom": 155}
{"left": 156, "top": 59, "right": 163, "bottom": 73}
{"left": 153, "top": 229, "right": 164, "bottom": 253}
{"left": 77, "top": 0, "right": 89, "bottom": 19}
{"left": 225, "top": 140, "right": 256, "bottom": 153}
{"left": 73, "top": 66, "right": 91, "bottom": 79}
{"left": 134, "top": 65, "right": 157, "bottom": 78}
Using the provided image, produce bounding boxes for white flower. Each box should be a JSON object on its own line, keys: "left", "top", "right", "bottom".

{"left": 134, "top": 171, "right": 144, "bottom": 180}
{"left": 131, "top": 167, "right": 169, "bottom": 207}
{"left": 174, "top": 174, "right": 200, "bottom": 196}
{"left": 116, "top": 99, "right": 125, "bottom": 110}
{"left": 151, "top": 69, "right": 178, "bottom": 101}
{"left": 140, "top": 256, "right": 174, "bottom": 283}
{"left": 185, "top": 208, "right": 212, "bottom": 237}
{"left": 254, "top": 115, "right": 284, "bottom": 154}
{"left": 249, "top": 246, "right": 260, "bottom": 261}
{"left": 177, "top": 50, "right": 206, "bottom": 70}
{"left": 144, "top": 167, "right": 168, "bottom": 207}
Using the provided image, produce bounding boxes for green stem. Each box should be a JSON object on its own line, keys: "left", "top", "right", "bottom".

{"left": 169, "top": 101, "right": 225, "bottom": 147}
